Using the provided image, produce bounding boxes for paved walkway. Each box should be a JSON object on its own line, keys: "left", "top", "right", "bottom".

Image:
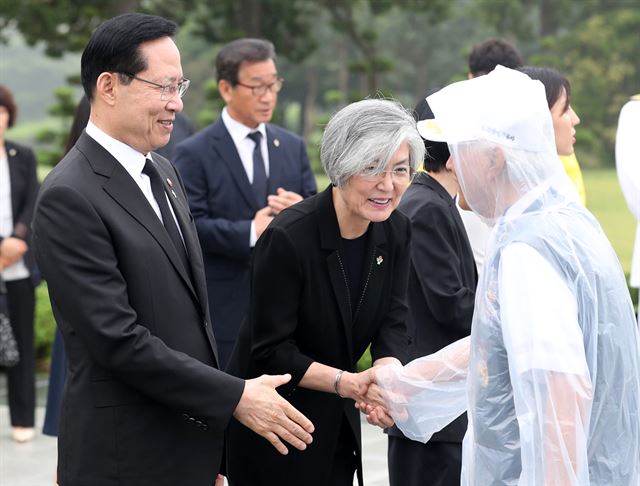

{"left": 0, "top": 375, "right": 390, "bottom": 486}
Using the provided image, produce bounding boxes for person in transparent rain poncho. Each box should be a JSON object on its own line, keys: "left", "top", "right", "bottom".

{"left": 361, "top": 66, "right": 640, "bottom": 485}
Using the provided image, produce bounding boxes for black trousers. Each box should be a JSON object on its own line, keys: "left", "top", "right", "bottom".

{"left": 388, "top": 436, "right": 462, "bottom": 486}
{"left": 5, "top": 277, "right": 35, "bottom": 427}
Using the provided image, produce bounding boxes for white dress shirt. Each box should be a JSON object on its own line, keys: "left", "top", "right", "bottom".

{"left": 221, "top": 107, "right": 270, "bottom": 246}
{"left": 85, "top": 122, "right": 183, "bottom": 239}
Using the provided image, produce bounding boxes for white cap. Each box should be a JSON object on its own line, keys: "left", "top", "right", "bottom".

{"left": 418, "top": 65, "right": 556, "bottom": 154}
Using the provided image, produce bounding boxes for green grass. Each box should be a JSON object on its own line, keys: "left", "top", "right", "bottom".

{"left": 583, "top": 168, "right": 634, "bottom": 274}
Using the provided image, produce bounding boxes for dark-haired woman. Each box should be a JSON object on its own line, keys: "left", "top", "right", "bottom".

{"left": 0, "top": 83, "right": 39, "bottom": 443}
{"left": 519, "top": 66, "right": 585, "bottom": 204}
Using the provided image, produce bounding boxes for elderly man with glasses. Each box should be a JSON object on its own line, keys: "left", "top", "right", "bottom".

{"left": 33, "top": 15, "right": 314, "bottom": 486}
{"left": 174, "top": 38, "right": 317, "bottom": 369}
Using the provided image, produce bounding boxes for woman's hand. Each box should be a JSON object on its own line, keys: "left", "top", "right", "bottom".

{"left": 336, "top": 368, "right": 376, "bottom": 403}
{"left": 0, "top": 236, "right": 28, "bottom": 269}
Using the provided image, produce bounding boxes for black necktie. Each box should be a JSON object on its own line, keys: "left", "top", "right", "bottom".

{"left": 247, "top": 131, "right": 268, "bottom": 207}
{"left": 143, "top": 159, "right": 190, "bottom": 274}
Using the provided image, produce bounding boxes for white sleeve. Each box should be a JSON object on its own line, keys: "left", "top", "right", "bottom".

{"left": 500, "top": 243, "right": 593, "bottom": 485}
{"left": 375, "top": 336, "right": 469, "bottom": 443}
{"left": 616, "top": 101, "right": 640, "bottom": 220}
{"left": 499, "top": 242, "right": 588, "bottom": 377}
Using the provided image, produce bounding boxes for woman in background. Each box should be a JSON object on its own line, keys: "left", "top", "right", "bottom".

{"left": 519, "top": 66, "right": 586, "bottom": 204}
{"left": 0, "top": 83, "right": 40, "bottom": 443}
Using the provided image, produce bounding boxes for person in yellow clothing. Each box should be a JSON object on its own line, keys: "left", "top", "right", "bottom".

{"left": 560, "top": 152, "right": 587, "bottom": 206}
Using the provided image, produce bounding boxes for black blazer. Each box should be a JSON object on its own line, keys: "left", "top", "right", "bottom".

{"left": 226, "top": 185, "right": 410, "bottom": 486}
{"left": 391, "top": 172, "right": 477, "bottom": 443}
{"left": 174, "top": 119, "right": 317, "bottom": 347}
{"left": 2, "top": 140, "right": 39, "bottom": 280}
{"left": 33, "top": 132, "right": 245, "bottom": 486}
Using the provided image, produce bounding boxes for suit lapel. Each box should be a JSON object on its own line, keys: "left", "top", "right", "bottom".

{"left": 150, "top": 156, "right": 219, "bottom": 365}
{"left": 76, "top": 134, "right": 198, "bottom": 302}
{"left": 352, "top": 224, "right": 387, "bottom": 328}
{"left": 318, "top": 188, "right": 354, "bottom": 359}
{"left": 6, "top": 142, "right": 22, "bottom": 215}
{"left": 318, "top": 186, "right": 390, "bottom": 361}
{"left": 210, "top": 120, "right": 259, "bottom": 211}
{"left": 151, "top": 157, "right": 209, "bottom": 318}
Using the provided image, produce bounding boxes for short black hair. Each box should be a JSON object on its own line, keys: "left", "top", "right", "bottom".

{"left": 216, "top": 38, "right": 276, "bottom": 85}
{"left": 518, "top": 66, "right": 571, "bottom": 112}
{"left": 414, "top": 95, "right": 450, "bottom": 172}
{"left": 81, "top": 13, "right": 177, "bottom": 101}
{"left": 468, "top": 38, "right": 524, "bottom": 77}
{"left": 0, "top": 84, "right": 17, "bottom": 128}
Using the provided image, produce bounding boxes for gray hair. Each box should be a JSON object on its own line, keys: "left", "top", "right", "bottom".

{"left": 320, "top": 99, "right": 425, "bottom": 187}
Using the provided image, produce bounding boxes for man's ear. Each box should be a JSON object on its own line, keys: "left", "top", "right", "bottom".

{"left": 218, "top": 79, "right": 233, "bottom": 104}
{"left": 488, "top": 146, "right": 506, "bottom": 176}
{"left": 95, "top": 72, "right": 118, "bottom": 107}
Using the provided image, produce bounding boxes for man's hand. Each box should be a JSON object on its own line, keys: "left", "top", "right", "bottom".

{"left": 0, "top": 237, "right": 28, "bottom": 268}
{"left": 233, "top": 374, "right": 314, "bottom": 455}
{"left": 254, "top": 207, "right": 274, "bottom": 239}
{"left": 267, "top": 188, "right": 303, "bottom": 215}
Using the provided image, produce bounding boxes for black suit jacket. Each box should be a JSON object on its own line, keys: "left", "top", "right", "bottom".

{"left": 33, "top": 132, "right": 245, "bottom": 486}
{"left": 2, "top": 140, "right": 39, "bottom": 280}
{"left": 226, "top": 185, "right": 410, "bottom": 486}
{"left": 391, "top": 172, "right": 477, "bottom": 443}
{"left": 174, "top": 119, "right": 317, "bottom": 354}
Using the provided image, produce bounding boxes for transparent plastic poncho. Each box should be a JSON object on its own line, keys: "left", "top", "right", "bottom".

{"left": 377, "top": 67, "right": 640, "bottom": 485}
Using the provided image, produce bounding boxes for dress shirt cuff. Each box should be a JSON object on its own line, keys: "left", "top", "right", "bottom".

{"left": 250, "top": 220, "right": 258, "bottom": 247}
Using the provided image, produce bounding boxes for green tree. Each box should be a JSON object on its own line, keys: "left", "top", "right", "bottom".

{"left": 0, "top": 0, "right": 213, "bottom": 55}
{"left": 35, "top": 83, "right": 77, "bottom": 166}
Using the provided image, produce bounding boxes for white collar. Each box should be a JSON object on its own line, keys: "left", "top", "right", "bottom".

{"left": 502, "top": 178, "right": 554, "bottom": 222}
{"left": 85, "top": 121, "right": 149, "bottom": 178}
{"left": 221, "top": 107, "right": 267, "bottom": 145}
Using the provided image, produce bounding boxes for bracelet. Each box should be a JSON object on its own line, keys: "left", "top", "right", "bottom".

{"left": 334, "top": 370, "right": 345, "bottom": 397}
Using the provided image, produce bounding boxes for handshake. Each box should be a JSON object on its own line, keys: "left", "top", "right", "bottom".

{"left": 334, "top": 365, "right": 396, "bottom": 429}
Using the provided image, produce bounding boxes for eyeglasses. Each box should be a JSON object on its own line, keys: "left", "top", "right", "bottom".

{"left": 358, "top": 165, "right": 414, "bottom": 183}
{"left": 235, "top": 78, "right": 284, "bottom": 97}
{"left": 119, "top": 73, "right": 190, "bottom": 100}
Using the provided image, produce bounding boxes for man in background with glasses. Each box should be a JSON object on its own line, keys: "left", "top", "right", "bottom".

{"left": 33, "top": 14, "right": 314, "bottom": 486}
{"left": 175, "top": 38, "right": 317, "bottom": 369}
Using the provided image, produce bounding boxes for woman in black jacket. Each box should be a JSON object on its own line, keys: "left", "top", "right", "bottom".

{"left": 226, "top": 99, "right": 424, "bottom": 486}
{"left": 0, "top": 83, "right": 40, "bottom": 443}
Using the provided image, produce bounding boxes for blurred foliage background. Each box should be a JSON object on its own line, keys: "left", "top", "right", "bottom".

{"left": 0, "top": 0, "right": 637, "bottom": 362}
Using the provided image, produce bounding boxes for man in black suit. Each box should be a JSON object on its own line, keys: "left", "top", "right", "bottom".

{"left": 386, "top": 100, "right": 477, "bottom": 486}
{"left": 174, "top": 39, "right": 317, "bottom": 368}
{"left": 32, "top": 13, "right": 313, "bottom": 486}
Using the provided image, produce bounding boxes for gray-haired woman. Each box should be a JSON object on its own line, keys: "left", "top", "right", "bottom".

{"left": 226, "top": 99, "right": 424, "bottom": 486}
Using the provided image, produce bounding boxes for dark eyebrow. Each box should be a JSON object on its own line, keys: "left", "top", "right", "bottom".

{"left": 392, "top": 158, "right": 411, "bottom": 166}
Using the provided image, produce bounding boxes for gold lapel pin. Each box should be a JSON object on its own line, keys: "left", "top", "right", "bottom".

{"left": 273, "top": 139, "right": 280, "bottom": 147}
{"left": 8, "top": 148, "right": 17, "bottom": 157}
{"left": 166, "top": 178, "right": 173, "bottom": 188}
{"left": 376, "top": 255, "right": 383, "bottom": 266}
